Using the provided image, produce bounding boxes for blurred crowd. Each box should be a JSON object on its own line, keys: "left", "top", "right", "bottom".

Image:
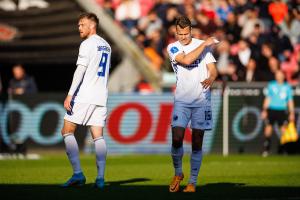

{"left": 96, "top": 0, "right": 300, "bottom": 90}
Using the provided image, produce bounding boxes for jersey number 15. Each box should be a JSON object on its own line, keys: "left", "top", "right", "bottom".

{"left": 98, "top": 52, "right": 108, "bottom": 77}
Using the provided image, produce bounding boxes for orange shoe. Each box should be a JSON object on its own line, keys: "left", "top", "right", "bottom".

{"left": 169, "top": 174, "right": 184, "bottom": 192}
{"left": 183, "top": 183, "right": 196, "bottom": 192}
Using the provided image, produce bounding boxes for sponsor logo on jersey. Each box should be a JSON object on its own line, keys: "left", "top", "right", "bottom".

{"left": 185, "top": 58, "right": 201, "bottom": 69}
{"left": 98, "top": 46, "right": 110, "bottom": 52}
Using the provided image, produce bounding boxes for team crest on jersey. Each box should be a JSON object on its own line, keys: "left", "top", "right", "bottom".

{"left": 170, "top": 46, "right": 179, "bottom": 54}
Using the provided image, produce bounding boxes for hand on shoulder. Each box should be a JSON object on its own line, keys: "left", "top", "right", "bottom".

{"left": 204, "top": 37, "right": 219, "bottom": 47}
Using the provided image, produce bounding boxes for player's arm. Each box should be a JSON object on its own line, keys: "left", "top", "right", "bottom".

{"left": 175, "top": 37, "right": 218, "bottom": 66}
{"left": 288, "top": 98, "right": 295, "bottom": 122}
{"left": 64, "top": 65, "right": 87, "bottom": 111}
{"left": 261, "top": 97, "right": 270, "bottom": 120}
{"left": 201, "top": 62, "right": 218, "bottom": 89}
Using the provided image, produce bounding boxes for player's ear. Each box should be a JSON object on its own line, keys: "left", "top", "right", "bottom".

{"left": 91, "top": 22, "right": 97, "bottom": 30}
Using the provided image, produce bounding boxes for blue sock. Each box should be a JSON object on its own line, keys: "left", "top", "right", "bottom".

{"left": 171, "top": 146, "right": 183, "bottom": 176}
{"left": 189, "top": 150, "right": 202, "bottom": 185}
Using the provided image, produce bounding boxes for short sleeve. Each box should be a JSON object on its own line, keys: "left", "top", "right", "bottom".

{"left": 76, "top": 41, "right": 90, "bottom": 67}
{"left": 266, "top": 83, "right": 272, "bottom": 97}
{"left": 203, "top": 47, "right": 216, "bottom": 64}
{"left": 167, "top": 43, "right": 183, "bottom": 63}
{"left": 287, "top": 85, "right": 293, "bottom": 101}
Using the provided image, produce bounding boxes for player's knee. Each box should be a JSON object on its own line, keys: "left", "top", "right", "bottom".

{"left": 61, "top": 120, "right": 76, "bottom": 136}
{"left": 61, "top": 128, "right": 68, "bottom": 136}
{"left": 172, "top": 127, "right": 185, "bottom": 148}
{"left": 192, "top": 144, "right": 202, "bottom": 151}
{"left": 61, "top": 126, "right": 75, "bottom": 136}
{"left": 172, "top": 138, "right": 183, "bottom": 148}
{"left": 192, "top": 140, "right": 202, "bottom": 151}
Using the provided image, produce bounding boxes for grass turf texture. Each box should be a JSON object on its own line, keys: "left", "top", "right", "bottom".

{"left": 0, "top": 154, "right": 300, "bottom": 200}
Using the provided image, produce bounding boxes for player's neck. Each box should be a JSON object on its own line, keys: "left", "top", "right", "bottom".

{"left": 277, "top": 81, "right": 284, "bottom": 85}
{"left": 87, "top": 31, "right": 97, "bottom": 38}
{"left": 179, "top": 38, "right": 192, "bottom": 46}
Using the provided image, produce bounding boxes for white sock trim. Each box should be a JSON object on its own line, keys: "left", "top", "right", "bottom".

{"left": 63, "top": 133, "right": 74, "bottom": 138}
{"left": 93, "top": 136, "right": 104, "bottom": 142}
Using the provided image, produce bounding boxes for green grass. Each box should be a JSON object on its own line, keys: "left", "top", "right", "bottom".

{"left": 1, "top": 154, "right": 300, "bottom": 200}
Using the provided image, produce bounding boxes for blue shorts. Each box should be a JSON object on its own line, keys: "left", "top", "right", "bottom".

{"left": 171, "top": 104, "right": 212, "bottom": 130}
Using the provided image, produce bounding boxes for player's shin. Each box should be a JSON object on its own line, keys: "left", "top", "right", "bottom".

{"left": 171, "top": 146, "right": 184, "bottom": 176}
{"left": 94, "top": 137, "right": 107, "bottom": 179}
{"left": 189, "top": 150, "right": 202, "bottom": 185}
{"left": 63, "top": 133, "right": 82, "bottom": 174}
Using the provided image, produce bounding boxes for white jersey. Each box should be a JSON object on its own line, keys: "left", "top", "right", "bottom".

{"left": 74, "top": 34, "right": 111, "bottom": 106}
{"left": 167, "top": 38, "right": 216, "bottom": 107}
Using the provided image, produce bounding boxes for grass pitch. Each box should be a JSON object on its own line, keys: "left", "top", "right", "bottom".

{"left": 0, "top": 154, "right": 300, "bottom": 200}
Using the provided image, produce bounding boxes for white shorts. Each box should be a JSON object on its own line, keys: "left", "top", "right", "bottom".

{"left": 64, "top": 102, "right": 107, "bottom": 127}
{"left": 171, "top": 104, "right": 212, "bottom": 130}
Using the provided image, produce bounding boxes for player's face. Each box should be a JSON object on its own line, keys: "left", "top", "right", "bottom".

{"left": 275, "top": 71, "right": 285, "bottom": 83}
{"left": 176, "top": 26, "right": 192, "bottom": 45}
{"left": 78, "top": 18, "right": 93, "bottom": 39}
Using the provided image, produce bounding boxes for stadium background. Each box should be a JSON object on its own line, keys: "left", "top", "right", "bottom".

{"left": 0, "top": 1, "right": 300, "bottom": 199}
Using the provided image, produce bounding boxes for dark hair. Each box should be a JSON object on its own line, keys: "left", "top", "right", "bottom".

{"left": 175, "top": 16, "right": 192, "bottom": 29}
{"left": 78, "top": 12, "right": 99, "bottom": 27}
{"left": 13, "top": 64, "right": 24, "bottom": 69}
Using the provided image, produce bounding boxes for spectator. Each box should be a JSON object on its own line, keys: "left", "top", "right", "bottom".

{"left": 198, "top": 0, "right": 216, "bottom": 20}
{"left": 143, "top": 35, "right": 164, "bottom": 73}
{"left": 240, "top": 8, "right": 264, "bottom": 39}
{"left": 234, "top": 0, "right": 254, "bottom": 15}
{"left": 115, "top": 0, "right": 141, "bottom": 36}
{"left": 268, "top": 56, "right": 280, "bottom": 80}
{"left": 163, "top": 4, "right": 180, "bottom": 30}
{"left": 216, "top": 0, "right": 233, "bottom": 23}
{"left": 271, "top": 25, "right": 294, "bottom": 58}
{"left": 8, "top": 64, "right": 38, "bottom": 95}
{"left": 96, "top": 0, "right": 300, "bottom": 89}
{"left": 195, "top": 11, "right": 218, "bottom": 37}
{"left": 280, "top": 49, "right": 299, "bottom": 85}
{"left": 268, "top": 0, "right": 288, "bottom": 25}
{"left": 252, "top": 23, "right": 269, "bottom": 47}
{"left": 135, "top": 78, "right": 154, "bottom": 94}
{"left": 148, "top": 27, "right": 165, "bottom": 57}
{"left": 139, "top": 0, "right": 155, "bottom": 17}
{"left": 256, "top": 0, "right": 272, "bottom": 33}
{"left": 152, "top": 0, "right": 171, "bottom": 24}
{"left": 184, "top": 3, "right": 197, "bottom": 27}
{"left": 238, "top": 58, "right": 263, "bottom": 82}
{"left": 279, "top": 11, "right": 300, "bottom": 46}
{"left": 138, "top": 8, "right": 162, "bottom": 38}
{"left": 215, "top": 39, "right": 237, "bottom": 81}
{"left": 247, "top": 33, "right": 261, "bottom": 59}
{"left": 102, "top": 0, "right": 115, "bottom": 18}
{"left": 224, "top": 12, "right": 241, "bottom": 43}
{"left": 256, "top": 43, "right": 274, "bottom": 81}
{"left": 191, "top": 26, "right": 203, "bottom": 39}
{"left": 231, "top": 39, "right": 252, "bottom": 78}
{"left": 7, "top": 64, "right": 37, "bottom": 157}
